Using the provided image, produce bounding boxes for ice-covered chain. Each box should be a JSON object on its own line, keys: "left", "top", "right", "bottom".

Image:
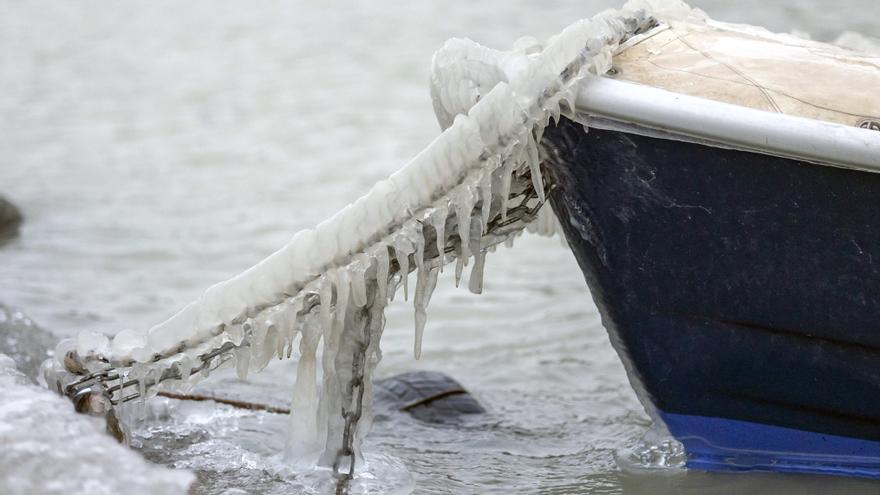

{"left": 44, "top": 2, "right": 663, "bottom": 473}
{"left": 56, "top": 186, "right": 545, "bottom": 408}
{"left": 56, "top": 6, "right": 656, "bottom": 376}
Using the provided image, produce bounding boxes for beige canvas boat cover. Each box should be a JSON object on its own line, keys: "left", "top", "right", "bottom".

{"left": 614, "top": 19, "right": 880, "bottom": 130}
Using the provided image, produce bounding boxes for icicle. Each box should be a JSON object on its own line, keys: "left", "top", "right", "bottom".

{"left": 285, "top": 322, "right": 321, "bottom": 467}
{"left": 350, "top": 254, "right": 370, "bottom": 307}
{"left": 468, "top": 251, "right": 487, "bottom": 294}
{"left": 393, "top": 235, "right": 412, "bottom": 301}
{"left": 335, "top": 269, "right": 350, "bottom": 329}
{"left": 319, "top": 276, "right": 334, "bottom": 336}
{"left": 453, "top": 186, "right": 475, "bottom": 261}
{"left": 469, "top": 206, "right": 483, "bottom": 259}
{"left": 413, "top": 263, "right": 440, "bottom": 359}
{"left": 549, "top": 101, "right": 561, "bottom": 125}
{"left": 287, "top": 314, "right": 305, "bottom": 359}
{"left": 430, "top": 202, "right": 449, "bottom": 270}
{"left": 535, "top": 119, "right": 547, "bottom": 147}
{"left": 252, "top": 317, "right": 270, "bottom": 362}
{"left": 526, "top": 131, "right": 545, "bottom": 202}
{"left": 227, "top": 324, "right": 245, "bottom": 346}
{"left": 317, "top": 311, "right": 342, "bottom": 465}
{"left": 278, "top": 298, "right": 303, "bottom": 360}
{"left": 277, "top": 326, "right": 287, "bottom": 360}
{"left": 413, "top": 221, "right": 425, "bottom": 275}
{"left": 235, "top": 345, "right": 250, "bottom": 380}
{"left": 558, "top": 95, "right": 574, "bottom": 117}
{"left": 455, "top": 255, "right": 465, "bottom": 288}
{"left": 500, "top": 159, "right": 514, "bottom": 220}
{"left": 388, "top": 273, "right": 401, "bottom": 302}
{"left": 479, "top": 171, "right": 492, "bottom": 233}
{"left": 252, "top": 326, "right": 278, "bottom": 372}
{"left": 374, "top": 244, "right": 390, "bottom": 302}
{"left": 135, "top": 364, "right": 146, "bottom": 404}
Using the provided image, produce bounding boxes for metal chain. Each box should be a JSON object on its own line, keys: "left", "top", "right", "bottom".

{"left": 332, "top": 300, "right": 374, "bottom": 481}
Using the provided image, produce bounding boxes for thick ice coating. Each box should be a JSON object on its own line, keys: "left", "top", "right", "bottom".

{"left": 53, "top": 0, "right": 690, "bottom": 479}
{"left": 0, "top": 355, "right": 194, "bottom": 495}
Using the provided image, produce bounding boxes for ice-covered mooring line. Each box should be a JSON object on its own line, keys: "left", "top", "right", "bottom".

{"left": 42, "top": 1, "right": 672, "bottom": 480}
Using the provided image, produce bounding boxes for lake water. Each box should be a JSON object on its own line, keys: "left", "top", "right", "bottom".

{"left": 1, "top": 1, "right": 879, "bottom": 493}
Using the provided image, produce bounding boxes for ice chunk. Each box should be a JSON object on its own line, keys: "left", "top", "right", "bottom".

{"left": 1, "top": 354, "right": 194, "bottom": 494}
{"left": 111, "top": 329, "right": 148, "bottom": 358}
{"left": 76, "top": 331, "right": 110, "bottom": 360}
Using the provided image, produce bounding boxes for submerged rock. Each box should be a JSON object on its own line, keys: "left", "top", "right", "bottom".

{"left": 0, "top": 304, "right": 56, "bottom": 383}
{"left": 0, "top": 196, "right": 22, "bottom": 240}
{"left": 374, "top": 370, "right": 485, "bottom": 424}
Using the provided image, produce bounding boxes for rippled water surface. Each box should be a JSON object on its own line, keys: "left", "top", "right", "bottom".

{"left": 1, "top": 1, "right": 879, "bottom": 493}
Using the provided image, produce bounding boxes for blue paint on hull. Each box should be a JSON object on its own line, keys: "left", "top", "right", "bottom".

{"left": 542, "top": 117, "right": 880, "bottom": 479}
{"left": 661, "top": 412, "right": 880, "bottom": 478}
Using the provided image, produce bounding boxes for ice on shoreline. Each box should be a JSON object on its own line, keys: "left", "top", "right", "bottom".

{"left": 0, "top": 354, "right": 194, "bottom": 495}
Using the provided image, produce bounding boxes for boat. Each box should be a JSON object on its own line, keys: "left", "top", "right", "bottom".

{"left": 540, "top": 10, "right": 880, "bottom": 479}
{"left": 44, "top": 0, "right": 880, "bottom": 488}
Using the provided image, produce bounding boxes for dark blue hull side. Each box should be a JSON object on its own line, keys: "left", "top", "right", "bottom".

{"left": 542, "top": 118, "right": 880, "bottom": 478}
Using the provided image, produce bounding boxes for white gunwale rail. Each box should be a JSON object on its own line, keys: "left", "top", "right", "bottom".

{"left": 575, "top": 76, "right": 880, "bottom": 172}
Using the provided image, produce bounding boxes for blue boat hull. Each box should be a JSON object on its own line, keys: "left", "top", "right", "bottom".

{"left": 542, "top": 118, "right": 880, "bottom": 478}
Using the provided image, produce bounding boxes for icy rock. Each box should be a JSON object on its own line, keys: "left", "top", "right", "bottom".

{"left": 0, "top": 354, "right": 194, "bottom": 495}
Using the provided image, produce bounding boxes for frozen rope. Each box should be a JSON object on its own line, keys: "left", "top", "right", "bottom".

{"left": 43, "top": 0, "right": 678, "bottom": 476}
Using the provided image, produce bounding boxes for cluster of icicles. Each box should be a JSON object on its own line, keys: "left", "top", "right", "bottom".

{"left": 46, "top": 1, "right": 666, "bottom": 478}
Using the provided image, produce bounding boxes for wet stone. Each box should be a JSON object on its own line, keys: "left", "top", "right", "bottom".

{"left": 374, "top": 370, "right": 485, "bottom": 424}
{"left": 0, "top": 196, "right": 22, "bottom": 240}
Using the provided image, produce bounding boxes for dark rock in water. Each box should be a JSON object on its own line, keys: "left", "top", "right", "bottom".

{"left": 0, "top": 304, "right": 57, "bottom": 383}
{"left": 374, "top": 370, "right": 485, "bottom": 424}
{"left": 0, "top": 196, "right": 23, "bottom": 240}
